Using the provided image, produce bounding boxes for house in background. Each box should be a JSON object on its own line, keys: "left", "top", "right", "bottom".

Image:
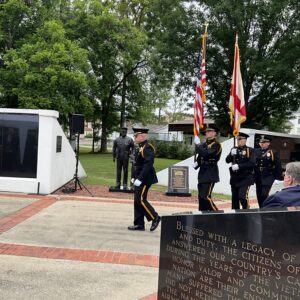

{"left": 168, "top": 118, "right": 222, "bottom": 145}
{"left": 110, "top": 123, "right": 182, "bottom": 142}
{"left": 290, "top": 108, "right": 300, "bottom": 135}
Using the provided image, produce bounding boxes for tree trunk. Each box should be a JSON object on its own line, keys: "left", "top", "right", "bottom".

{"left": 120, "top": 76, "right": 126, "bottom": 128}
{"left": 99, "top": 125, "right": 108, "bottom": 153}
{"left": 92, "top": 127, "right": 95, "bottom": 153}
{"left": 99, "top": 105, "right": 109, "bottom": 153}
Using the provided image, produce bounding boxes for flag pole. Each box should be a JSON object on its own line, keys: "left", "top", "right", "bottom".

{"left": 193, "top": 23, "right": 208, "bottom": 162}
{"left": 230, "top": 34, "right": 239, "bottom": 148}
{"left": 234, "top": 34, "right": 238, "bottom": 149}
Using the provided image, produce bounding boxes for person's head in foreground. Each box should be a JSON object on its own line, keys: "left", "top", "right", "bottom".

{"left": 283, "top": 162, "right": 300, "bottom": 188}
{"left": 262, "top": 162, "right": 300, "bottom": 209}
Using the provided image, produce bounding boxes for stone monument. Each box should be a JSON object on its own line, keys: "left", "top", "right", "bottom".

{"left": 158, "top": 209, "right": 300, "bottom": 299}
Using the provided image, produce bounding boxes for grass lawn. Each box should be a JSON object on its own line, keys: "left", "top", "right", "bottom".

{"left": 79, "top": 147, "right": 231, "bottom": 200}
{"left": 79, "top": 148, "right": 180, "bottom": 187}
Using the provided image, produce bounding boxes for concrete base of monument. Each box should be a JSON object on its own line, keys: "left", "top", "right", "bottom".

{"left": 109, "top": 186, "right": 134, "bottom": 193}
{"left": 165, "top": 191, "right": 191, "bottom": 197}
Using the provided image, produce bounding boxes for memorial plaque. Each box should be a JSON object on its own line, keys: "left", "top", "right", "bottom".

{"left": 158, "top": 210, "right": 300, "bottom": 300}
{"left": 166, "top": 166, "right": 191, "bottom": 197}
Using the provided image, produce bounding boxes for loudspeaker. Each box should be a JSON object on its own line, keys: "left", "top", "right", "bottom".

{"left": 70, "top": 114, "right": 84, "bottom": 134}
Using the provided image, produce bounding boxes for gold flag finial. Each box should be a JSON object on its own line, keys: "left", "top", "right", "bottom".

{"left": 204, "top": 22, "right": 209, "bottom": 33}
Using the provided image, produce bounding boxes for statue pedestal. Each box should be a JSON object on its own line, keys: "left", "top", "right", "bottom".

{"left": 109, "top": 186, "right": 134, "bottom": 193}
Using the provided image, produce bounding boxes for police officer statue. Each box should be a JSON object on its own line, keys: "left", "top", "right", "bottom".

{"left": 226, "top": 132, "right": 256, "bottom": 209}
{"left": 112, "top": 127, "right": 134, "bottom": 190}
{"left": 193, "top": 125, "right": 222, "bottom": 211}
{"left": 255, "top": 135, "right": 282, "bottom": 207}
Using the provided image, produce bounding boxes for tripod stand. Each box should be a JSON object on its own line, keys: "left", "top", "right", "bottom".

{"left": 62, "top": 133, "right": 94, "bottom": 197}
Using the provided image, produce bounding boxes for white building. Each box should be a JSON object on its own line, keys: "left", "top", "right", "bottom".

{"left": 290, "top": 108, "right": 300, "bottom": 135}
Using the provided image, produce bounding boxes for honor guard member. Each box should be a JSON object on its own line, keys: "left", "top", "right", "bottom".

{"left": 255, "top": 135, "right": 282, "bottom": 207}
{"left": 112, "top": 127, "right": 134, "bottom": 189}
{"left": 128, "top": 127, "right": 161, "bottom": 231}
{"left": 193, "top": 124, "right": 222, "bottom": 211}
{"left": 129, "top": 144, "right": 139, "bottom": 190}
{"left": 226, "top": 132, "right": 256, "bottom": 209}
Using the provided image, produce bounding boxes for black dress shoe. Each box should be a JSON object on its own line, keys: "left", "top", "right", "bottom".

{"left": 150, "top": 216, "right": 161, "bottom": 232}
{"left": 127, "top": 225, "right": 145, "bottom": 231}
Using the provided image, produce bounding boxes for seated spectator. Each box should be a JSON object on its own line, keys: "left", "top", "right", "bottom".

{"left": 262, "top": 162, "right": 300, "bottom": 208}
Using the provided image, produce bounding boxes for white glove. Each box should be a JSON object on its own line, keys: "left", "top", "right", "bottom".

{"left": 232, "top": 164, "right": 239, "bottom": 171}
{"left": 231, "top": 148, "right": 237, "bottom": 155}
{"left": 134, "top": 179, "right": 142, "bottom": 186}
{"left": 194, "top": 136, "right": 200, "bottom": 145}
{"left": 192, "top": 162, "right": 198, "bottom": 169}
{"left": 274, "top": 180, "right": 283, "bottom": 185}
{"left": 131, "top": 178, "right": 135, "bottom": 184}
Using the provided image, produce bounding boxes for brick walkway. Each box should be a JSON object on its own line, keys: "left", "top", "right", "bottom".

{"left": 0, "top": 187, "right": 259, "bottom": 300}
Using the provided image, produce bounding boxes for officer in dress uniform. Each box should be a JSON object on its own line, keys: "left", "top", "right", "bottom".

{"left": 128, "top": 127, "right": 161, "bottom": 231}
{"left": 129, "top": 143, "right": 139, "bottom": 190}
{"left": 193, "top": 124, "right": 222, "bottom": 211}
{"left": 112, "top": 127, "right": 134, "bottom": 189}
{"left": 255, "top": 135, "right": 282, "bottom": 207}
{"left": 226, "top": 132, "right": 256, "bottom": 209}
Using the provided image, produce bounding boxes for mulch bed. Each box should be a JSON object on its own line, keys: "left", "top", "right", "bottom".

{"left": 53, "top": 184, "right": 199, "bottom": 203}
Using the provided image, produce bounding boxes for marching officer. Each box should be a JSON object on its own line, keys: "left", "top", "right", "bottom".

{"left": 255, "top": 135, "right": 282, "bottom": 207}
{"left": 194, "top": 125, "right": 222, "bottom": 211}
{"left": 226, "top": 132, "right": 256, "bottom": 209}
{"left": 128, "top": 127, "right": 161, "bottom": 232}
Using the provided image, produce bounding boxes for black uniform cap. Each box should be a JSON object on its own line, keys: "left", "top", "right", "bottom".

{"left": 259, "top": 135, "right": 272, "bottom": 142}
{"left": 133, "top": 127, "right": 149, "bottom": 136}
{"left": 200, "top": 124, "right": 219, "bottom": 135}
{"left": 237, "top": 132, "right": 249, "bottom": 139}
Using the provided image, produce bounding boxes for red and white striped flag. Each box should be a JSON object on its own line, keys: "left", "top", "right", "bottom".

{"left": 229, "top": 35, "right": 246, "bottom": 136}
{"left": 193, "top": 25, "right": 208, "bottom": 137}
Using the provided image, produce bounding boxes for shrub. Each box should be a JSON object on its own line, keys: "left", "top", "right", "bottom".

{"left": 167, "top": 141, "right": 180, "bottom": 159}
{"left": 156, "top": 141, "right": 170, "bottom": 158}
{"left": 177, "top": 144, "right": 193, "bottom": 160}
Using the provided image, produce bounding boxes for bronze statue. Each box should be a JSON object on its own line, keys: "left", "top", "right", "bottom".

{"left": 113, "top": 127, "right": 134, "bottom": 189}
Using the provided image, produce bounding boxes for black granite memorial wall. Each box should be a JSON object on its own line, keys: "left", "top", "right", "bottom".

{"left": 0, "top": 113, "right": 39, "bottom": 178}
{"left": 158, "top": 210, "right": 300, "bottom": 300}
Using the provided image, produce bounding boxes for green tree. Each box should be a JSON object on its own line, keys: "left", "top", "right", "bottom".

{"left": 191, "top": 0, "right": 300, "bottom": 132}
{"left": 144, "top": 0, "right": 300, "bottom": 133}
{"left": 66, "top": 1, "right": 151, "bottom": 152}
{"left": 1, "top": 20, "right": 92, "bottom": 125}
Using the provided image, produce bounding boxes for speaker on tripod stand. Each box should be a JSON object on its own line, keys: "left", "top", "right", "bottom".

{"left": 62, "top": 114, "right": 93, "bottom": 196}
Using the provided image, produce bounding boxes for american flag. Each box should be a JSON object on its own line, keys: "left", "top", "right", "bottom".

{"left": 229, "top": 36, "right": 246, "bottom": 136}
{"left": 193, "top": 26, "right": 208, "bottom": 137}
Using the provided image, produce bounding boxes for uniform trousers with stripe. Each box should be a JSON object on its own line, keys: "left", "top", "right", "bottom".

{"left": 256, "top": 182, "right": 272, "bottom": 208}
{"left": 198, "top": 183, "right": 218, "bottom": 211}
{"left": 134, "top": 184, "right": 158, "bottom": 226}
{"left": 231, "top": 185, "right": 251, "bottom": 209}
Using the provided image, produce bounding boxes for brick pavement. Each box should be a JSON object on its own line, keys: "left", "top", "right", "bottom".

{"left": 0, "top": 186, "right": 259, "bottom": 300}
